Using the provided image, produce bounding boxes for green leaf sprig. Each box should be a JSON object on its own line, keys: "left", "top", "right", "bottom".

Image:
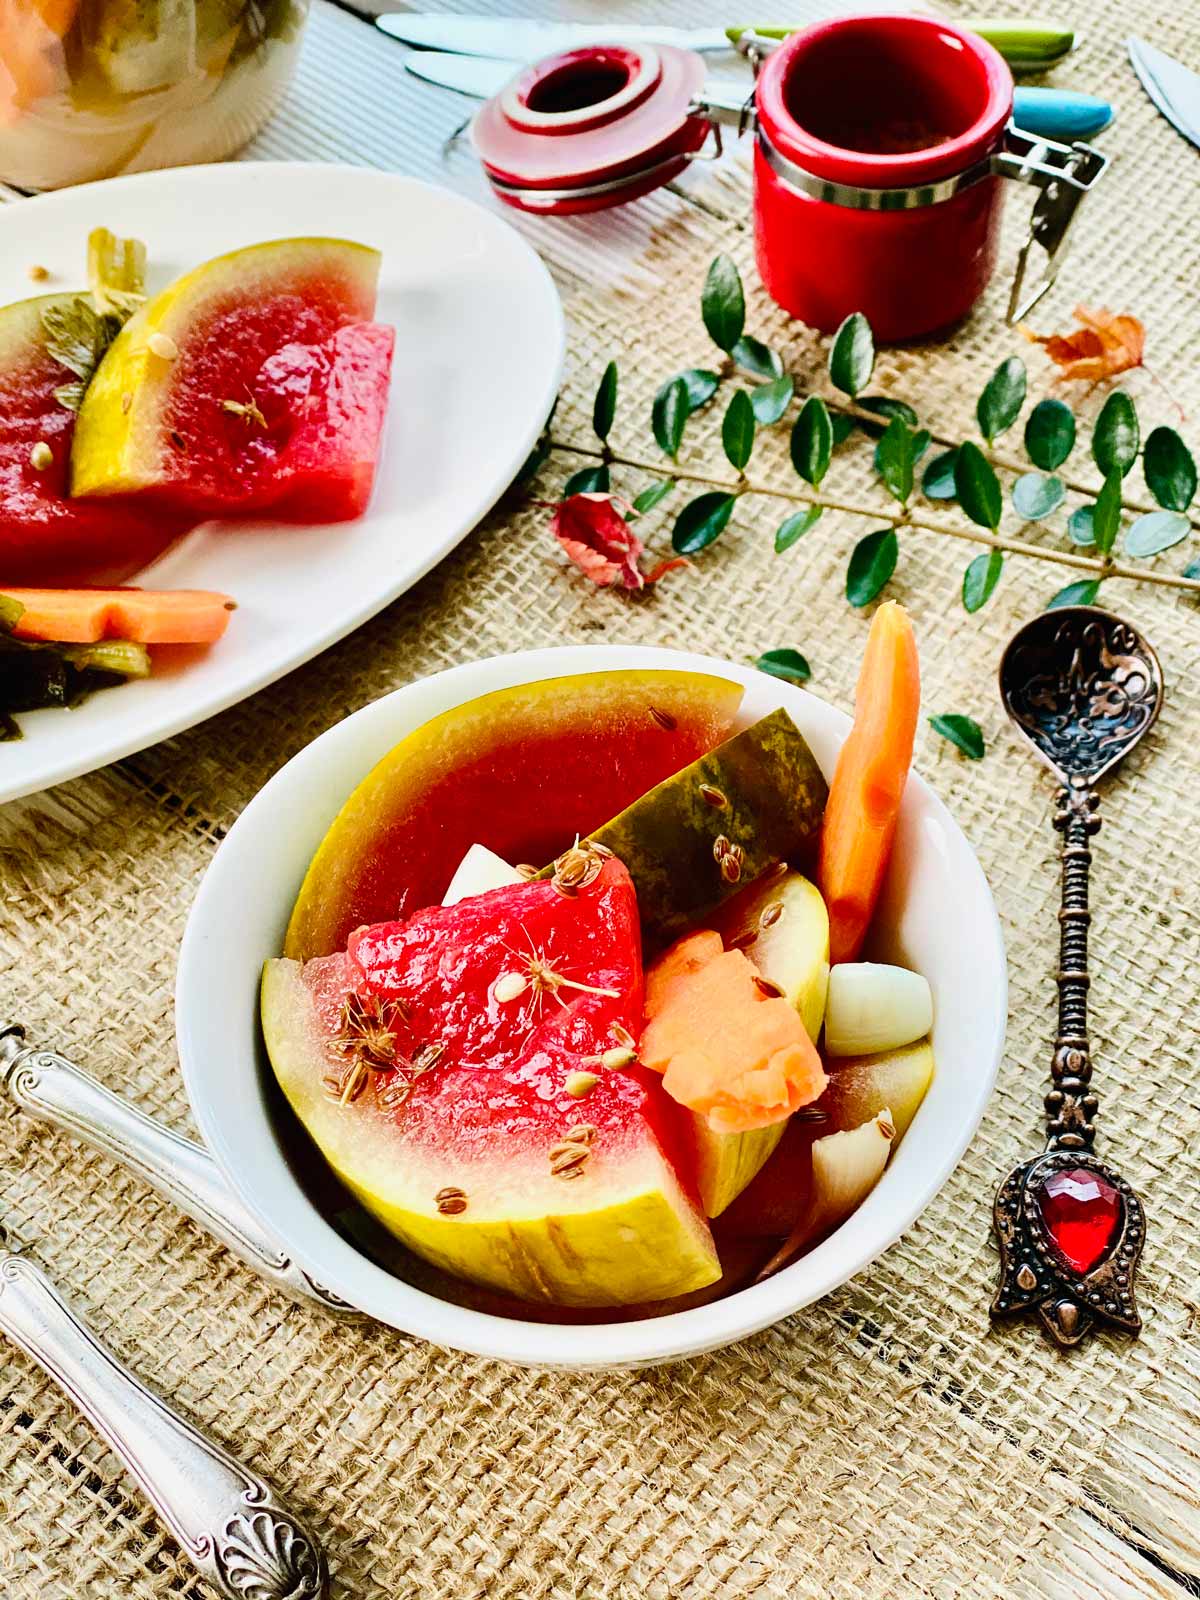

{"left": 547, "top": 254, "right": 1199, "bottom": 621}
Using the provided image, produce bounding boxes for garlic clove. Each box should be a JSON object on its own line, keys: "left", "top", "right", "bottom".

{"left": 441, "top": 843, "right": 523, "bottom": 905}
{"left": 824, "top": 962, "right": 932, "bottom": 1057}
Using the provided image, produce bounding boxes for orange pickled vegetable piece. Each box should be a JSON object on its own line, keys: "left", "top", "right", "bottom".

{"left": 3, "top": 587, "right": 235, "bottom": 645}
{"left": 640, "top": 930, "right": 826, "bottom": 1134}
{"left": 819, "top": 600, "right": 920, "bottom": 965}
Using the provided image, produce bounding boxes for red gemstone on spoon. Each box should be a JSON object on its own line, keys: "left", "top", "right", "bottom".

{"left": 1036, "top": 1167, "right": 1122, "bottom": 1274}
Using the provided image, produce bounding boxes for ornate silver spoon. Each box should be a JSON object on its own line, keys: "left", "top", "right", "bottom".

{"left": 0, "top": 1023, "right": 355, "bottom": 1317}
{"left": 0, "top": 1222, "right": 329, "bottom": 1598}
{"left": 991, "top": 606, "right": 1163, "bottom": 1348}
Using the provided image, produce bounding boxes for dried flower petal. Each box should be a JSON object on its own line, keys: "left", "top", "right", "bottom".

{"left": 550, "top": 493, "right": 688, "bottom": 592}
{"left": 1021, "top": 306, "right": 1145, "bottom": 383}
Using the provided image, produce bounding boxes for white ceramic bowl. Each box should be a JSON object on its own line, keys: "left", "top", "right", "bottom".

{"left": 176, "top": 646, "right": 1007, "bottom": 1368}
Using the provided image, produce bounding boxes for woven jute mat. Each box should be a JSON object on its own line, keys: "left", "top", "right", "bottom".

{"left": 3, "top": 1, "right": 1200, "bottom": 1595}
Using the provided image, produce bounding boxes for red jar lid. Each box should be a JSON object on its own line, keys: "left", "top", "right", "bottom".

{"left": 472, "top": 43, "right": 709, "bottom": 211}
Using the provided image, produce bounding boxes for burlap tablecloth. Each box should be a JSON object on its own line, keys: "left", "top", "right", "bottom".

{"left": 3, "top": 2, "right": 1200, "bottom": 1595}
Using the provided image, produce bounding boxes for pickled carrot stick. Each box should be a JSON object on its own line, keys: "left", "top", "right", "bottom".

{"left": 3, "top": 587, "right": 235, "bottom": 645}
{"left": 818, "top": 601, "right": 920, "bottom": 966}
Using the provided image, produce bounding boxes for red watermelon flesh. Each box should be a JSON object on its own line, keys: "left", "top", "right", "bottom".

{"left": 342, "top": 857, "right": 693, "bottom": 1163}
{"left": 161, "top": 317, "right": 395, "bottom": 522}
{"left": 0, "top": 294, "right": 187, "bottom": 584}
{"left": 284, "top": 669, "right": 745, "bottom": 961}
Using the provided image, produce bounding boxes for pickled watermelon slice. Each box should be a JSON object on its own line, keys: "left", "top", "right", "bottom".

{"left": 262, "top": 856, "right": 720, "bottom": 1307}
{"left": 285, "top": 669, "right": 745, "bottom": 961}
{"left": 0, "top": 293, "right": 186, "bottom": 584}
{"left": 71, "top": 238, "right": 395, "bottom": 523}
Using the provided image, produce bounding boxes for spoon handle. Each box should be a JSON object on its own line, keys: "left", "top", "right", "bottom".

{"left": 0, "top": 1250, "right": 329, "bottom": 1598}
{"left": 1047, "top": 781, "right": 1101, "bottom": 1151}
{"left": 0, "top": 1024, "right": 355, "bottom": 1317}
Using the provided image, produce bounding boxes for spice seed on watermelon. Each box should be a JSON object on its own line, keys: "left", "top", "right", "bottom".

{"left": 262, "top": 855, "right": 720, "bottom": 1307}
{"left": 71, "top": 238, "right": 395, "bottom": 523}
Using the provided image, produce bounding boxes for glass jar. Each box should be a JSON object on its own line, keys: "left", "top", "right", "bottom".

{"left": 0, "top": 0, "right": 310, "bottom": 190}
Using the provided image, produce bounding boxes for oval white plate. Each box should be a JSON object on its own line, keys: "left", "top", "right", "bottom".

{"left": 0, "top": 162, "right": 564, "bottom": 803}
{"left": 177, "top": 645, "right": 1007, "bottom": 1370}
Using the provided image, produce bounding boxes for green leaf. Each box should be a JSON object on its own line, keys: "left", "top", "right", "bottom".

{"left": 954, "top": 441, "right": 1002, "bottom": 531}
{"left": 874, "top": 414, "right": 917, "bottom": 504}
{"left": 1092, "top": 468, "right": 1123, "bottom": 554}
{"left": 756, "top": 648, "right": 811, "bottom": 684}
{"left": 41, "top": 296, "right": 122, "bottom": 411}
{"left": 1092, "top": 391, "right": 1139, "bottom": 477}
{"left": 1143, "top": 425, "right": 1197, "bottom": 511}
{"left": 1047, "top": 578, "right": 1101, "bottom": 609}
{"left": 774, "top": 505, "right": 821, "bottom": 553}
{"left": 652, "top": 375, "right": 690, "bottom": 458}
{"left": 1068, "top": 505, "right": 1096, "bottom": 545}
{"left": 52, "top": 381, "right": 87, "bottom": 413}
{"left": 1125, "top": 509, "right": 1191, "bottom": 558}
{"left": 845, "top": 528, "right": 898, "bottom": 607}
{"left": 592, "top": 360, "right": 617, "bottom": 442}
{"left": 661, "top": 368, "right": 721, "bottom": 414}
{"left": 962, "top": 549, "right": 1003, "bottom": 613}
{"left": 790, "top": 396, "right": 833, "bottom": 488}
{"left": 828, "top": 312, "right": 874, "bottom": 397}
{"left": 1024, "top": 398, "right": 1075, "bottom": 471}
{"left": 1184, "top": 559, "right": 1200, "bottom": 580}
{"left": 512, "top": 428, "right": 552, "bottom": 490}
{"left": 750, "top": 374, "right": 793, "bottom": 426}
{"left": 631, "top": 479, "right": 675, "bottom": 515}
{"left": 672, "top": 490, "right": 737, "bottom": 554}
{"left": 1011, "top": 472, "right": 1065, "bottom": 521}
{"left": 922, "top": 448, "right": 958, "bottom": 501}
{"left": 722, "top": 389, "right": 756, "bottom": 472}
{"left": 855, "top": 395, "right": 919, "bottom": 439}
{"left": 701, "top": 254, "right": 745, "bottom": 353}
{"left": 731, "top": 335, "right": 782, "bottom": 380}
{"left": 563, "top": 464, "right": 609, "bottom": 496}
{"left": 929, "top": 713, "right": 985, "bottom": 760}
{"left": 976, "top": 357, "right": 1026, "bottom": 444}
{"left": 830, "top": 412, "right": 857, "bottom": 446}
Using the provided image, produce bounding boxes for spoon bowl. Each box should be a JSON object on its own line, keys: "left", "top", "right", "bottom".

{"left": 999, "top": 606, "right": 1163, "bottom": 787}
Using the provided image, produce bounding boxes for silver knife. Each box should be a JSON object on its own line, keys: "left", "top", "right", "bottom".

{"left": 402, "top": 50, "right": 1112, "bottom": 143}
{"left": 1128, "top": 36, "right": 1200, "bottom": 151}
{"left": 376, "top": 15, "right": 731, "bottom": 56}
{"left": 369, "top": 11, "right": 1075, "bottom": 69}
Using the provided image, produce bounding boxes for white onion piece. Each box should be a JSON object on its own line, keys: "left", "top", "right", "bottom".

{"left": 441, "top": 844, "right": 523, "bottom": 905}
{"left": 810, "top": 1109, "right": 895, "bottom": 1226}
{"left": 824, "top": 962, "right": 933, "bottom": 1057}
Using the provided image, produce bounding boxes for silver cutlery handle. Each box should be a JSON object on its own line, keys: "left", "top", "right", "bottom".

{"left": 0, "top": 1025, "right": 353, "bottom": 1316}
{"left": 0, "top": 1250, "right": 329, "bottom": 1599}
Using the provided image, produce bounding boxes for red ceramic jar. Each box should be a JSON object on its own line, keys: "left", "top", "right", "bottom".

{"left": 753, "top": 14, "right": 1014, "bottom": 340}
